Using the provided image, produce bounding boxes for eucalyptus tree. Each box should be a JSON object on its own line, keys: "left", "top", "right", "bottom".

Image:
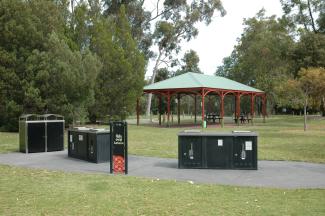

{"left": 280, "top": 0, "right": 325, "bottom": 33}
{"left": 145, "top": 0, "right": 226, "bottom": 116}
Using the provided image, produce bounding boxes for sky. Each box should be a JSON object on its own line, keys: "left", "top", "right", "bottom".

{"left": 145, "top": 0, "right": 284, "bottom": 77}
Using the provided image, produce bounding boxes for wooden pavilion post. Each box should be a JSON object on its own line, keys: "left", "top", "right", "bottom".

{"left": 194, "top": 95, "right": 197, "bottom": 124}
{"left": 158, "top": 95, "right": 162, "bottom": 126}
{"left": 250, "top": 94, "right": 255, "bottom": 125}
{"left": 201, "top": 88, "right": 206, "bottom": 128}
{"left": 235, "top": 93, "right": 241, "bottom": 125}
{"left": 220, "top": 92, "right": 225, "bottom": 128}
{"left": 136, "top": 97, "right": 140, "bottom": 126}
{"left": 262, "top": 94, "right": 267, "bottom": 123}
{"left": 177, "top": 94, "right": 181, "bottom": 125}
{"left": 167, "top": 92, "right": 171, "bottom": 127}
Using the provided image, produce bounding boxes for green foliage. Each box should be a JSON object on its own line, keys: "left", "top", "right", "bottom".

{"left": 276, "top": 67, "right": 325, "bottom": 130}
{"left": 175, "top": 49, "right": 202, "bottom": 75}
{"left": 0, "top": 0, "right": 69, "bottom": 130}
{"left": 0, "top": 0, "right": 147, "bottom": 130}
{"left": 103, "top": 0, "right": 153, "bottom": 58}
{"left": 155, "top": 68, "right": 171, "bottom": 82}
{"left": 216, "top": 10, "right": 294, "bottom": 104}
{"left": 90, "top": 6, "right": 145, "bottom": 120}
{"left": 275, "top": 79, "right": 304, "bottom": 109}
{"left": 216, "top": 51, "right": 238, "bottom": 77}
{"left": 217, "top": 2, "right": 325, "bottom": 114}
{"left": 280, "top": 0, "right": 324, "bottom": 33}
{"left": 298, "top": 67, "right": 325, "bottom": 105}
{"left": 153, "top": 0, "right": 225, "bottom": 57}
{"left": 291, "top": 32, "right": 325, "bottom": 76}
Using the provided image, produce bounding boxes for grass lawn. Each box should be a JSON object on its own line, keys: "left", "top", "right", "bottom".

{"left": 0, "top": 165, "right": 324, "bottom": 216}
{"left": 0, "top": 115, "right": 324, "bottom": 215}
{"left": 129, "top": 115, "right": 325, "bottom": 163}
{"left": 0, "top": 115, "right": 325, "bottom": 163}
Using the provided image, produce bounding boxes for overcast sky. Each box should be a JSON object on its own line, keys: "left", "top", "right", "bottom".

{"left": 145, "top": 0, "right": 284, "bottom": 77}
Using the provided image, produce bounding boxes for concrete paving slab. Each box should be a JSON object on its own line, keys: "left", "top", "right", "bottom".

{"left": 0, "top": 150, "right": 325, "bottom": 189}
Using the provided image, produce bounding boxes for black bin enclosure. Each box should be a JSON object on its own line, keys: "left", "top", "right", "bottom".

{"left": 19, "top": 114, "right": 65, "bottom": 153}
{"left": 178, "top": 130, "right": 258, "bottom": 170}
{"left": 68, "top": 127, "right": 110, "bottom": 163}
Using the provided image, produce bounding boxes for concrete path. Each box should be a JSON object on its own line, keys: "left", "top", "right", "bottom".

{"left": 1, "top": 150, "right": 325, "bottom": 189}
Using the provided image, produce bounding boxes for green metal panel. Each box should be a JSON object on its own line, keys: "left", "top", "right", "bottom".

{"left": 178, "top": 136, "right": 202, "bottom": 168}
{"left": 178, "top": 131, "right": 258, "bottom": 169}
{"left": 19, "top": 121, "right": 26, "bottom": 153}
{"left": 144, "top": 72, "right": 263, "bottom": 93}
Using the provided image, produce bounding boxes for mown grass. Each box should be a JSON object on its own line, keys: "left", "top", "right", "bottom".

{"left": 0, "top": 165, "right": 324, "bottom": 216}
{"left": 0, "top": 115, "right": 324, "bottom": 215}
{"left": 0, "top": 115, "right": 324, "bottom": 163}
{"left": 128, "top": 115, "right": 325, "bottom": 163}
{"left": 0, "top": 132, "right": 19, "bottom": 153}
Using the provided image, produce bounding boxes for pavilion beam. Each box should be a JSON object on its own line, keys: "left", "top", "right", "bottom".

{"left": 201, "top": 88, "right": 206, "bottom": 128}
{"left": 250, "top": 94, "right": 255, "bottom": 125}
{"left": 177, "top": 94, "right": 180, "bottom": 125}
{"left": 220, "top": 92, "right": 225, "bottom": 128}
{"left": 136, "top": 97, "right": 140, "bottom": 126}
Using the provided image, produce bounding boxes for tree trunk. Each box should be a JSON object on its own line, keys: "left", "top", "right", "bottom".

{"left": 304, "top": 98, "right": 307, "bottom": 131}
{"left": 71, "top": 0, "right": 74, "bottom": 14}
{"left": 145, "top": 49, "right": 163, "bottom": 116}
{"left": 307, "top": 0, "right": 317, "bottom": 33}
{"left": 321, "top": 96, "right": 325, "bottom": 117}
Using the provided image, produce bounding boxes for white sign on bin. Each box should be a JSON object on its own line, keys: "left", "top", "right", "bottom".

{"left": 245, "top": 141, "right": 252, "bottom": 150}
{"left": 79, "top": 135, "right": 83, "bottom": 141}
{"left": 218, "top": 139, "right": 223, "bottom": 146}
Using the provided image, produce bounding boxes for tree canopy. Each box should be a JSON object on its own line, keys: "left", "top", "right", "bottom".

{"left": 216, "top": 10, "right": 294, "bottom": 103}
{"left": 0, "top": 0, "right": 145, "bottom": 131}
{"left": 216, "top": 1, "right": 325, "bottom": 127}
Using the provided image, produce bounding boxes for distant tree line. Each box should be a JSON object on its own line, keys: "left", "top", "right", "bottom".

{"left": 216, "top": 0, "right": 325, "bottom": 129}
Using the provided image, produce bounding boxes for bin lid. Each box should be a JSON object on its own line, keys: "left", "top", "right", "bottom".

{"left": 70, "top": 127, "right": 109, "bottom": 133}
{"left": 39, "top": 114, "right": 64, "bottom": 120}
{"left": 19, "top": 114, "right": 38, "bottom": 121}
{"left": 178, "top": 131, "right": 258, "bottom": 136}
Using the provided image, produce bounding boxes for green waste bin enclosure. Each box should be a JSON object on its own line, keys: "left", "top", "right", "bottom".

{"left": 19, "top": 114, "right": 64, "bottom": 153}
{"left": 178, "top": 130, "right": 257, "bottom": 170}
{"left": 39, "top": 114, "right": 65, "bottom": 152}
{"left": 68, "top": 128, "right": 110, "bottom": 163}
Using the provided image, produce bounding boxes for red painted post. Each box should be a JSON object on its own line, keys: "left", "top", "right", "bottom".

{"left": 167, "top": 92, "right": 171, "bottom": 127}
{"left": 235, "top": 93, "right": 241, "bottom": 125}
{"left": 194, "top": 95, "right": 197, "bottom": 124}
{"left": 250, "top": 94, "right": 255, "bottom": 125}
{"left": 262, "top": 94, "right": 267, "bottom": 123}
{"left": 220, "top": 92, "right": 225, "bottom": 127}
{"left": 177, "top": 94, "right": 180, "bottom": 125}
{"left": 136, "top": 98, "right": 140, "bottom": 126}
{"left": 158, "top": 95, "right": 162, "bottom": 125}
{"left": 201, "top": 89, "right": 205, "bottom": 128}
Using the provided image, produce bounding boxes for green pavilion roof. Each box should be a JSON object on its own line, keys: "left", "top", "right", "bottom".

{"left": 144, "top": 72, "right": 263, "bottom": 93}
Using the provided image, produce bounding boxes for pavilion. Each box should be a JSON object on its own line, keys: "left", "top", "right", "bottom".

{"left": 137, "top": 72, "right": 267, "bottom": 127}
